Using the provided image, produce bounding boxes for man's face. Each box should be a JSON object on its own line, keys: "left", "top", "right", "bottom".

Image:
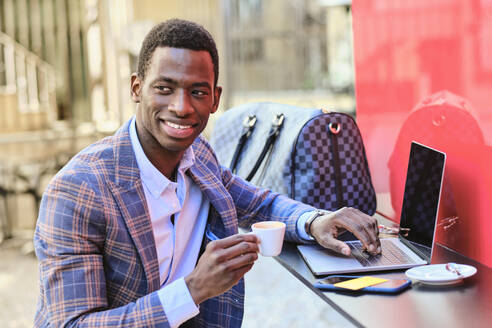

{"left": 131, "top": 47, "right": 221, "bottom": 156}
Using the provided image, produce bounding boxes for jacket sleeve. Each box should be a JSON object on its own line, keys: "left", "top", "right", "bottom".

{"left": 34, "top": 171, "right": 170, "bottom": 328}
{"left": 218, "top": 164, "right": 315, "bottom": 243}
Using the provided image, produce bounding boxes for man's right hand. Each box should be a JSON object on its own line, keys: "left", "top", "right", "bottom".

{"left": 185, "top": 233, "right": 259, "bottom": 305}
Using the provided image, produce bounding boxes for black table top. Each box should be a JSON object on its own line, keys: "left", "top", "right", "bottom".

{"left": 275, "top": 235, "right": 492, "bottom": 328}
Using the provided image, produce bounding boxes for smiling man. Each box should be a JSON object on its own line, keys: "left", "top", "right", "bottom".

{"left": 34, "top": 19, "right": 380, "bottom": 328}
{"left": 132, "top": 45, "right": 220, "bottom": 178}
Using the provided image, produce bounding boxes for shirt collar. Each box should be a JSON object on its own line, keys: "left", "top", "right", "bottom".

{"left": 129, "top": 116, "right": 195, "bottom": 199}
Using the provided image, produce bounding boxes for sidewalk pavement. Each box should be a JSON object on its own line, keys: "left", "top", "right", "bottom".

{"left": 0, "top": 235, "right": 38, "bottom": 328}
{"left": 0, "top": 235, "right": 352, "bottom": 328}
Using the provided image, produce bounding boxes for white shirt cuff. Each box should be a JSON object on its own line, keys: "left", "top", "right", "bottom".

{"left": 297, "top": 211, "right": 316, "bottom": 241}
{"left": 158, "top": 277, "right": 199, "bottom": 328}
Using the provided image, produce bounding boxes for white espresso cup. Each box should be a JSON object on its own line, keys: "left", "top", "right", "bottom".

{"left": 251, "top": 221, "right": 286, "bottom": 256}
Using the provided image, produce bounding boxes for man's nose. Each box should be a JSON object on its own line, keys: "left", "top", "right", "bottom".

{"left": 168, "top": 89, "right": 193, "bottom": 116}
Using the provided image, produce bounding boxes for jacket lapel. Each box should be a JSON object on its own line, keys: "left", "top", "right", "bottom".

{"left": 107, "top": 121, "right": 160, "bottom": 293}
{"left": 188, "top": 156, "right": 238, "bottom": 238}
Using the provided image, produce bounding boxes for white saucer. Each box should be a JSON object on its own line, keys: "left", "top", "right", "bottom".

{"left": 405, "top": 263, "right": 477, "bottom": 285}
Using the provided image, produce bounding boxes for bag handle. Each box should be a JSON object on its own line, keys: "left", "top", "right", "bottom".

{"left": 230, "top": 115, "right": 257, "bottom": 173}
{"left": 246, "top": 113, "right": 284, "bottom": 181}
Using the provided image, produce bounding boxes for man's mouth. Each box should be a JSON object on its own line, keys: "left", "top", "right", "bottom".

{"left": 165, "top": 121, "right": 192, "bottom": 130}
{"left": 160, "top": 119, "right": 196, "bottom": 139}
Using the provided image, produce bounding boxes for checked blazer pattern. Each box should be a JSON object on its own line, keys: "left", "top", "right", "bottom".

{"left": 34, "top": 119, "right": 314, "bottom": 328}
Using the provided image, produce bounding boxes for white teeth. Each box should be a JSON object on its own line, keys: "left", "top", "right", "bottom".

{"left": 165, "top": 121, "right": 191, "bottom": 129}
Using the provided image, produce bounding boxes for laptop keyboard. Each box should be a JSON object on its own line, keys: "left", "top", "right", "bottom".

{"left": 347, "top": 239, "right": 417, "bottom": 267}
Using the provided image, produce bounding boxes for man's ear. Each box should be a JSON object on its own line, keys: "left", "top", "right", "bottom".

{"left": 211, "top": 86, "right": 222, "bottom": 114}
{"left": 131, "top": 73, "right": 142, "bottom": 103}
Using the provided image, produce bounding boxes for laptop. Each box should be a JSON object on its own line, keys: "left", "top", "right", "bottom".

{"left": 297, "top": 141, "right": 446, "bottom": 275}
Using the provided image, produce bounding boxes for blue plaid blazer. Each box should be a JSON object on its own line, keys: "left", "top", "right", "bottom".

{"left": 34, "top": 119, "right": 314, "bottom": 327}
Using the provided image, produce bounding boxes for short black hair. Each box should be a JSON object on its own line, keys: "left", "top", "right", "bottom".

{"left": 137, "top": 19, "right": 219, "bottom": 86}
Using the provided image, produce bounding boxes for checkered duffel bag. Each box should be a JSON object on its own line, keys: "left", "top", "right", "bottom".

{"left": 209, "top": 102, "right": 377, "bottom": 215}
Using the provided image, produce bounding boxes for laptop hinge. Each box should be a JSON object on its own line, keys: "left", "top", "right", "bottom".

{"left": 399, "top": 237, "right": 431, "bottom": 263}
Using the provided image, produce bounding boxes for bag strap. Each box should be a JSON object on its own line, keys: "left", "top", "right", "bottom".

{"left": 229, "top": 115, "right": 257, "bottom": 173}
{"left": 328, "top": 121, "right": 347, "bottom": 209}
{"left": 246, "top": 113, "right": 284, "bottom": 181}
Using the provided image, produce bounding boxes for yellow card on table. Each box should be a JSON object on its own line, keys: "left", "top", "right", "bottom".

{"left": 333, "top": 277, "right": 388, "bottom": 290}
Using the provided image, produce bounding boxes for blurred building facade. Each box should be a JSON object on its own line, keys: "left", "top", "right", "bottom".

{"left": 0, "top": 0, "right": 354, "bottom": 237}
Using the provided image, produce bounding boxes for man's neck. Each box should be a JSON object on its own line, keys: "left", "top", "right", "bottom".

{"left": 169, "top": 167, "right": 178, "bottom": 182}
{"left": 134, "top": 120, "right": 185, "bottom": 180}
{"left": 145, "top": 146, "right": 183, "bottom": 180}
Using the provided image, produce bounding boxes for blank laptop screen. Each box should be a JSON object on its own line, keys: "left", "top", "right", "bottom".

{"left": 398, "top": 142, "right": 446, "bottom": 256}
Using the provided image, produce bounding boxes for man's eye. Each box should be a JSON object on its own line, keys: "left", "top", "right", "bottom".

{"left": 155, "top": 86, "right": 171, "bottom": 93}
{"left": 192, "top": 90, "right": 208, "bottom": 96}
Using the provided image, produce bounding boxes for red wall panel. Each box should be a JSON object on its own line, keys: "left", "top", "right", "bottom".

{"left": 352, "top": 0, "right": 492, "bottom": 267}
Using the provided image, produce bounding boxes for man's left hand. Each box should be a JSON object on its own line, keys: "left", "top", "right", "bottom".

{"left": 309, "top": 207, "right": 381, "bottom": 256}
